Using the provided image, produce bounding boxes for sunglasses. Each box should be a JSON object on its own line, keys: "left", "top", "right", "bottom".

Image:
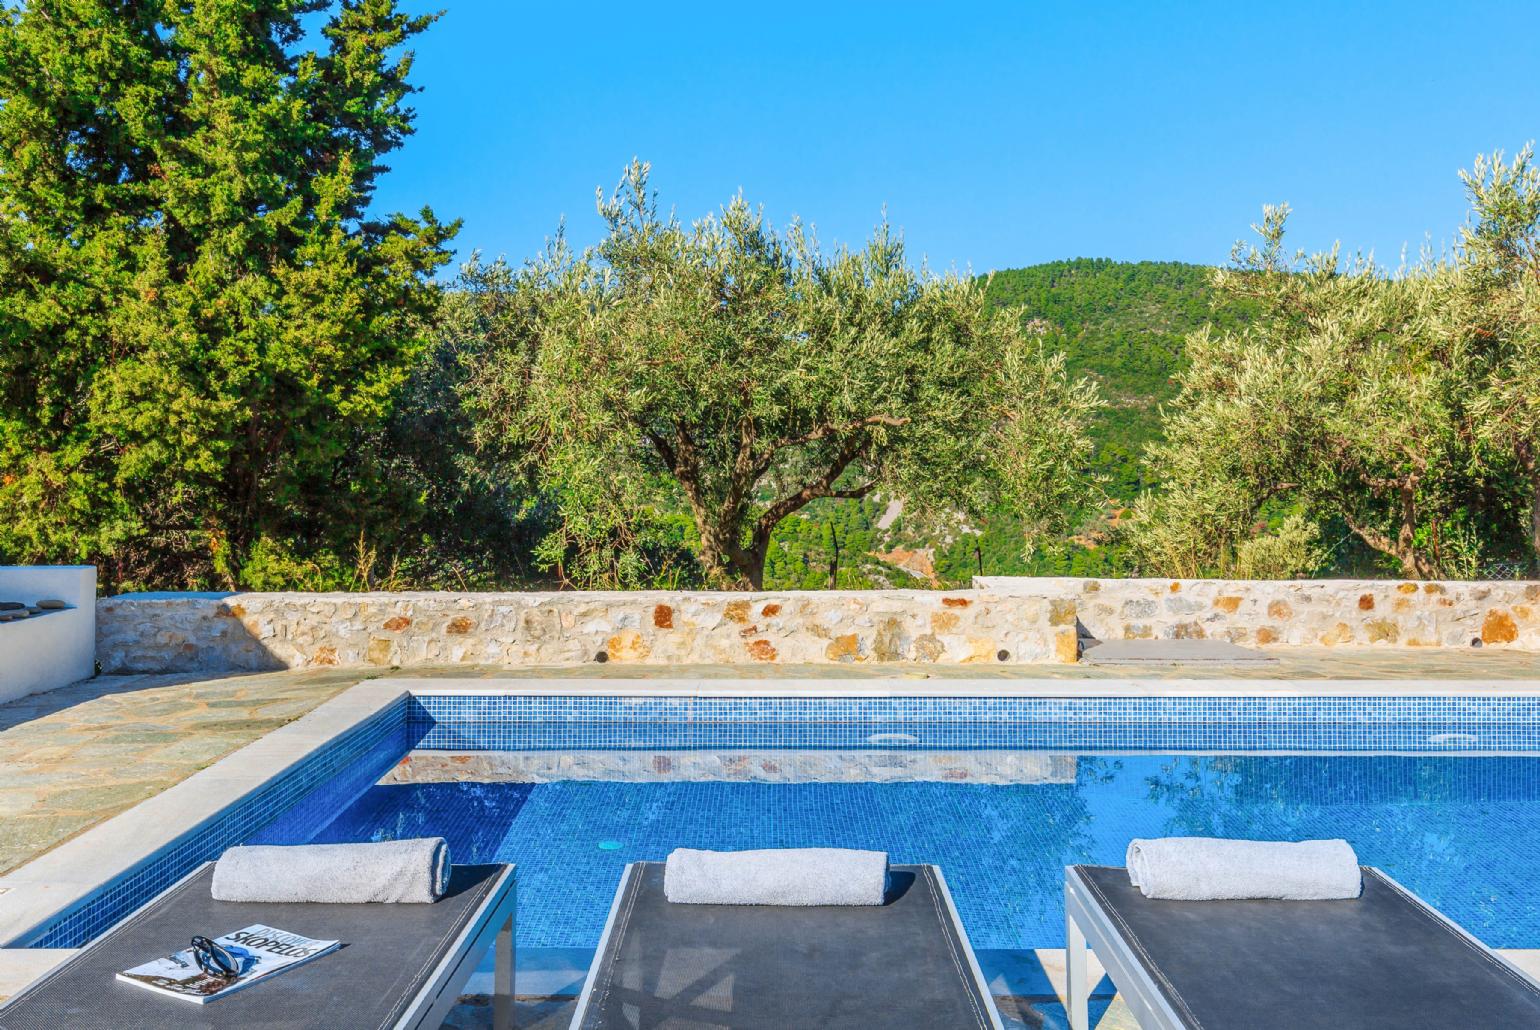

{"left": 190, "top": 936, "right": 241, "bottom": 981}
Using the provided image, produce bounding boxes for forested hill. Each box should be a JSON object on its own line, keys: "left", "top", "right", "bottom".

{"left": 764, "top": 259, "right": 1252, "bottom": 588}
{"left": 981, "top": 258, "right": 1250, "bottom": 504}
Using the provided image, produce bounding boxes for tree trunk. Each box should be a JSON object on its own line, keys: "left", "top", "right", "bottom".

{"left": 1532, "top": 477, "right": 1540, "bottom": 575}
{"left": 1391, "top": 480, "right": 1440, "bottom": 579}
{"left": 663, "top": 430, "right": 872, "bottom": 591}
{"left": 1521, "top": 443, "right": 1540, "bottom": 574}
{"left": 1343, "top": 509, "right": 1435, "bottom": 580}
{"left": 696, "top": 527, "right": 756, "bottom": 590}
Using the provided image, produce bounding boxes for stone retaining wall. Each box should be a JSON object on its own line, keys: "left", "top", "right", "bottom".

{"left": 95, "top": 577, "right": 1540, "bottom": 675}
{"left": 95, "top": 590, "right": 1075, "bottom": 674}
{"left": 980, "top": 576, "right": 1540, "bottom": 650}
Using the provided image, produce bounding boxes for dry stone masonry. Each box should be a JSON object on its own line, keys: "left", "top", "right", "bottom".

{"left": 981, "top": 576, "right": 1540, "bottom": 651}
{"left": 95, "top": 577, "right": 1540, "bottom": 674}
{"left": 95, "top": 589, "right": 1073, "bottom": 674}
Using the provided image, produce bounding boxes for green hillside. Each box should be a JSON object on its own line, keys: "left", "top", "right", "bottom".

{"left": 982, "top": 258, "right": 1253, "bottom": 502}
{"left": 761, "top": 258, "right": 1250, "bottom": 588}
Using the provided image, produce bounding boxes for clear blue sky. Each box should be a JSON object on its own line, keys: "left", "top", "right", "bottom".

{"left": 373, "top": 0, "right": 1540, "bottom": 275}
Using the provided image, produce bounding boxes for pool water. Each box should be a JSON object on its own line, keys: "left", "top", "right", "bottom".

{"left": 302, "top": 754, "right": 1540, "bottom": 951}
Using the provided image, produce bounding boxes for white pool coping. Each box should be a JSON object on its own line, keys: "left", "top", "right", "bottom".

{"left": 4, "top": 673, "right": 1540, "bottom": 1002}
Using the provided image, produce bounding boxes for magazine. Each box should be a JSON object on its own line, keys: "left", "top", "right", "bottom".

{"left": 116, "top": 925, "right": 340, "bottom": 1004}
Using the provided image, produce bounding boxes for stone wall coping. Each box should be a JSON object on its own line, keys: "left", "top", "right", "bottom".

{"left": 975, "top": 576, "right": 1538, "bottom": 589}
{"left": 104, "top": 588, "right": 991, "bottom": 602}
{"left": 97, "top": 580, "right": 1540, "bottom": 676}
{"left": 389, "top": 677, "right": 1540, "bottom": 698}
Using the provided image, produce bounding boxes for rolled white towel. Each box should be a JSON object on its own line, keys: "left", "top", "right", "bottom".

{"left": 212, "top": 838, "right": 450, "bottom": 904}
{"left": 1126, "top": 837, "right": 1361, "bottom": 900}
{"left": 664, "top": 848, "right": 889, "bottom": 906}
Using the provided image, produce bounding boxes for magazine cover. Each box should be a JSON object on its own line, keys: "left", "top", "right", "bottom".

{"left": 116, "top": 925, "right": 340, "bottom": 1004}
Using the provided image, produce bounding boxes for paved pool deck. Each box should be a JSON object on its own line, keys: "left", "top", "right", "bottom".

{"left": 3, "top": 647, "right": 1539, "bottom": 876}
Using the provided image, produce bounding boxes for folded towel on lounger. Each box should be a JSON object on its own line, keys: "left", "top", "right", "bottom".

{"left": 664, "top": 847, "right": 889, "bottom": 906}
{"left": 211, "top": 838, "right": 450, "bottom": 904}
{"left": 1126, "top": 837, "right": 1361, "bottom": 901}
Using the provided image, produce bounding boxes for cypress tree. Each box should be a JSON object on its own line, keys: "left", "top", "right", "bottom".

{"left": 0, "top": 0, "right": 456, "bottom": 589}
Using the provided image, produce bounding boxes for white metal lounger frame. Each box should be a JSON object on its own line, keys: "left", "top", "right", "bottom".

{"left": 567, "top": 861, "right": 633, "bottom": 1030}
{"left": 1063, "top": 865, "right": 1540, "bottom": 1030}
{"left": 396, "top": 864, "right": 517, "bottom": 1030}
{"left": 571, "top": 862, "right": 1003, "bottom": 1030}
{"left": 935, "top": 864, "right": 1007, "bottom": 1030}
{"left": 1063, "top": 865, "right": 1184, "bottom": 1030}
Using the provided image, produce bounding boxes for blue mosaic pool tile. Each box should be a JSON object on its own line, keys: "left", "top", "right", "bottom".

{"left": 409, "top": 694, "right": 1540, "bottom": 753}
{"left": 20, "top": 697, "right": 412, "bottom": 949}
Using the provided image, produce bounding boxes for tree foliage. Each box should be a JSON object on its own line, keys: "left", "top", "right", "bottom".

{"left": 1464, "top": 147, "right": 1540, "bottom": 567}
{"left": 461, "top": 162, "right": 1101, "bottom": 588}
{"left": 1128, "top": 148, "right": 1540, "bottom": 579}
{"left": 0, "top": 0, "right": 455, "bottom": 590}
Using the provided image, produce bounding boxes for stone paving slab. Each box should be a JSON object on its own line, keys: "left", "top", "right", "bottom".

{"left": 1081, "top": 638, "right": 1275, "bottom": 665}
{"left": 3, "top": 648, "right": 1539, "bottom": 876}
{"left": 0, "top": 668, "right": 371, "bottom": 875}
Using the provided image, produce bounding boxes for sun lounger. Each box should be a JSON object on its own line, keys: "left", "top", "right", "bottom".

{"left": 571, "top": 861, "right": 1002, "bottom": 1029}
{"left": 0, "top": 861, "right": 515, "bottom": 1030}
{"left": 1064, "top": 863, "right": 1540, "bottom": 1029}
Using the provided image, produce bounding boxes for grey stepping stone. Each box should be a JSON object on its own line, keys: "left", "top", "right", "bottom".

{"left": 1079, "top": 638, "right": 1276, "bottom": 665}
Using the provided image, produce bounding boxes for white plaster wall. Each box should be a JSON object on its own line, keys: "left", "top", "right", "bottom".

{"left": 0, "top": 567, "right": 97, "bottom": 703}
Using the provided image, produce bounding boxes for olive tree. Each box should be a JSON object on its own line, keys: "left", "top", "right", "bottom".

{"left": 1131, "top": 147, "right": 1540, "bottom": 579}
{"left": 462, "top": 162, "right": 1100, "bottom": 588}
{"left": 1463, "top": 146, "right": 1540, "bottom": 568}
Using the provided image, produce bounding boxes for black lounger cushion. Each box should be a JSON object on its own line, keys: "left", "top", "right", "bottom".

{"left": 0, "top": 863, "right": 504, "bottom": 1030}
{"left": 577, "top": 862, "right": 996, "bottom": 1030}
{"left": 1076, "top": 864, "right": 1540, "bottom": 1029}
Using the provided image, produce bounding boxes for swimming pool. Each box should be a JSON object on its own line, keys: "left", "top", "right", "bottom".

{"left": 25, "top": 689, "right": 1540, "bottom": 953}
{"left": 297, "top": 754, "right": 1540, "bottom": 952}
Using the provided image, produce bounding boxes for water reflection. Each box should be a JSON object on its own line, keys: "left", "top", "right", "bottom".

{"left": 302, "top": 755, "right": 1540, "bottom": 950}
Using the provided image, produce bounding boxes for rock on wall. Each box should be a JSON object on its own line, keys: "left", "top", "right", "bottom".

{"left": 978, "top": 576, "right": 1540, "bottom": 650}
{"left": 95, "top": 590, "right": 1076, "bottom": 674}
